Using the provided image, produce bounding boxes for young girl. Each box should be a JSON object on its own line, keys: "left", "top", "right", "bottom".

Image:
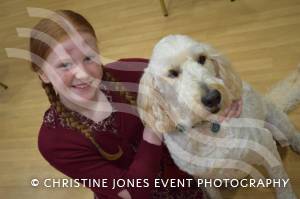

{"left": 31, "top": 9, "right": 240, "bottom": 199}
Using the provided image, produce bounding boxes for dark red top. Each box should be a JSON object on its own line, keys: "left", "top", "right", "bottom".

{"left": 38, "top": 59, "right": 203, "bottom": 199}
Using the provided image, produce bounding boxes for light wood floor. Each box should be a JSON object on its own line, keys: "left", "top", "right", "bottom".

{"left": 0, "top": 0, "right": 300, "bottom": 198}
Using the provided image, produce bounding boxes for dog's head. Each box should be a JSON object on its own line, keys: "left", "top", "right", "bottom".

{"left": 138, "top": 35, "right": 242, "bottom": 133}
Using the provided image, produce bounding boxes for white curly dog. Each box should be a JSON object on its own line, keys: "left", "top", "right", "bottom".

{"left": 137, "top": 35, "right": 300, "bottom": 199}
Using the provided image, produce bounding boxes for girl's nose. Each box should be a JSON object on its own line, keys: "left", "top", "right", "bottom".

{"left": 73, "top": 65, "right": 90, "bottom": 80}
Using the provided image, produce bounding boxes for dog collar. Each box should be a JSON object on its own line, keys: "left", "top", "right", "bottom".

{"left": 211, "top": 122, "right": 221, "bottom": 133}
{"left": 176, "top": 122, "right": 221, "bottom": 133}
{"left": 176, "top": 124, "right": 186, "bottom": 133}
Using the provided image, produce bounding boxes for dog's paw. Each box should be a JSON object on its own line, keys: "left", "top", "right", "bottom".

{"left": 290, "top": 133, "right": 300, "bottom": 154}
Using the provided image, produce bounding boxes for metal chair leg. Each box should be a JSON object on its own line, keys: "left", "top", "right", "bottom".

{"left": 0, "top": 82, "right": 8, "bottom": 89}
{"left": 159, "top": 0, "right": 168, "bottom": 16}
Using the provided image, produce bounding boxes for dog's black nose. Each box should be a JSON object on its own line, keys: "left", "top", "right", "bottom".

{"left": 201, "top": 89, "right": 221, "bottom": 108}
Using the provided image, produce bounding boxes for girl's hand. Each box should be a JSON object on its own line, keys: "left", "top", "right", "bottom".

{"left": 218, "top": 99, "right": 242, "bottom": 123}
{"left": 118, "top": 189, "right": 132, "bottom": 199}
{"left": 142, "top": 127, "right": 163, "bottom": 146}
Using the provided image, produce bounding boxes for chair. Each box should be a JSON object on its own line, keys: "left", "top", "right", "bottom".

{"left": 0, "top": 82, "right": 8, "bottom": 90}
{"left": 159, "top": 0, "right": 236, "bottom": 17}
{"left": 159, "top": 0, "right": 168, "bottom": 16}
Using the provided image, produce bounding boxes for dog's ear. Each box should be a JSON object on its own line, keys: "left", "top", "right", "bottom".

{"left": 137, "top": 70, "right": 176, "bottom": 133}
{"left": 207, "top": 47, "right": 243, "bottom": 101}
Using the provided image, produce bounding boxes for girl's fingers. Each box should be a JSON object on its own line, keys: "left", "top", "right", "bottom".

{"left": 236, "top": 99, "right": 243, "bottom": 117}
{"left": 227, "top": 99, "right": 242, "bottom": 120}
{"left": 225, "top": 101, "right": 238, "bottom": 121}
{"left": 218, "top": 115, "right": 226, "bottom": 123}
{"left": 218, "top": 99, "right": 243, "bottom": 123}
{"left": 218, "top": 105, "right": 230, "bottom": 122}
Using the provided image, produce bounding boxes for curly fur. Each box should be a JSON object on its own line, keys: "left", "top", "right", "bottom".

{"left": 137, "top": 35, "right": 300, "bottom": 199}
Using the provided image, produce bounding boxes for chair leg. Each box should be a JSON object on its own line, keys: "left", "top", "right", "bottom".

{"left": 159, "top": 0, "right": 168, "bottom": 16}
{"left": 0, "top": 82, "right": 8, "bottom": 89}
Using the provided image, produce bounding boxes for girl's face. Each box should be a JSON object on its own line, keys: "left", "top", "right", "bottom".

{"left": 39, "top": 32, "right": 103, "bottom": 106}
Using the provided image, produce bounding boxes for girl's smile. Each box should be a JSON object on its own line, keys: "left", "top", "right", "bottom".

{"left": 39, "top": 32, "right": 103, "bottom": 105}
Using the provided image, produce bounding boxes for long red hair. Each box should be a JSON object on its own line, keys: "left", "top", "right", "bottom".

{"left": 30, "top": 10, "right": 123, "bottom": 161}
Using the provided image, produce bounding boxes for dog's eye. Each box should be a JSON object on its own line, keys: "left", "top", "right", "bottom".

{"left": 197, "top": 55, "right": 207, "bottom": 65}
{"left": 168, "top": 69, "right": 180, "bottom": 78}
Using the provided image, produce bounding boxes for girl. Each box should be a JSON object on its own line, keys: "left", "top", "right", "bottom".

{"left": 31, "top": 9, "right": 240, "bottom": 199}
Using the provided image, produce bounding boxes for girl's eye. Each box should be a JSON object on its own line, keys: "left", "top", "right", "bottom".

{"left": 58, "top": 62, "right": 72, "bottom": 69}
{"left": 84, "top": 56, "right": 95, "bottom": 63}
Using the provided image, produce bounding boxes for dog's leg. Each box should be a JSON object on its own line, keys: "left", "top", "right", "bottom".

{"left": 263, "top": 148, "right": 298, "bottom": 199}
{"left": 269, "top": 167, "right": 298, "bottom": 199}
{"left": 264, "top": 99, "right": 300, "bottom": 153}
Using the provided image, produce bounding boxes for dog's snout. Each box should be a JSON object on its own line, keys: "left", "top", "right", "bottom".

{"left": 201, "top": 89, "right": 221, "bottom": 108}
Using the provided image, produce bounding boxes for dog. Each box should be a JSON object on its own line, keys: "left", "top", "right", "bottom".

{"left": 137, "top": 35, "right": 300, "bottom": 199}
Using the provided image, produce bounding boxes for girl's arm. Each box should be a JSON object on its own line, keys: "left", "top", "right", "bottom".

{"left": 117, "top": 127, "right": 162, "bottom": 199}
{"left": 38, "top": 124, "right": 162, "bottom": 199}
{"left": 118, "top": 189, "right": 132, "bottom": 199}
{"left": 142, "top": 126, "right": 162, "bottom": 146}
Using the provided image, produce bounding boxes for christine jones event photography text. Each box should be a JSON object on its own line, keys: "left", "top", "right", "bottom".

{"left": 30, "top": 178, "right": 290, "bottom": 189}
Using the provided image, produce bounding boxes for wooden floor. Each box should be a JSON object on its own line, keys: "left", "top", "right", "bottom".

{"left": 0, "top": 0, "right": 300, "bottom": 198}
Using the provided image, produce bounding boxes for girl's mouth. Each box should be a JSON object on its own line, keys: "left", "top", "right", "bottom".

{"left": 72, "top": 82, "right": 92, "bottom": 89}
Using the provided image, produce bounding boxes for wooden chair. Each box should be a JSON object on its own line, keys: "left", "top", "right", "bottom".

{"left": 159, "top": 0, "right": 168, "bottom": 16}
{"left": 159, "top": 0, "right": 236, "bottom": 17}
{"left": 0, "top": 82, "right": 8, "bottom": 90}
